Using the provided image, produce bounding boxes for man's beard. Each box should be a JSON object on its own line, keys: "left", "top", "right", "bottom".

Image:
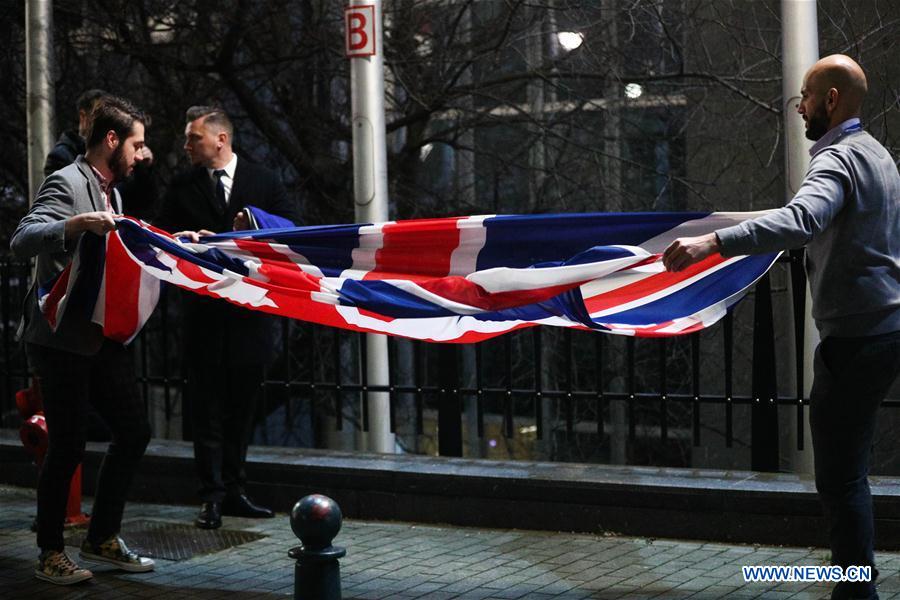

{"left": 804, "top": 102, "right": 829, "bottom": 141}
{"left": 108, "top": 144, "right": 130, "bottom": 181}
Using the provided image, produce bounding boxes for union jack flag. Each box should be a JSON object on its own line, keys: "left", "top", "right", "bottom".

{"left": 38, "top": 222, "right": 160, "bottom": 344}
{"left": 44, "top": 210, "right": 778, "bottom": 344}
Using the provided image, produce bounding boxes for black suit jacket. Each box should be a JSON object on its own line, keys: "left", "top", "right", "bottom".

{"left": 155, "top": 157, "right": 302, "bottom": 366}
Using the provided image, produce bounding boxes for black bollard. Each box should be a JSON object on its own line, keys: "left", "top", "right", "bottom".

{"left": 289, "top": 494, "right": 346, "bottom": 600}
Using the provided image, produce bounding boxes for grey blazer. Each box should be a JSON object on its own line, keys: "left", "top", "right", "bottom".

{"left": 10, "top": 156, "right": 120, "bottom": 355}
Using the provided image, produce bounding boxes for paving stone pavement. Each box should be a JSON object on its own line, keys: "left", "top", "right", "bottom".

{"left": 2, "top": 485, "right": 900, "bottom": 599}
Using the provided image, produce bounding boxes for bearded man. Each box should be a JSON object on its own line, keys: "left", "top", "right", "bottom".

{"left": 663, "top": 55, "right": 900, "bottom": 600}
{"left": 11, "top": 95, "right": 156, "bottom": 585}
{"left": 44, "top": 89, "right": 157, "bottom": 220}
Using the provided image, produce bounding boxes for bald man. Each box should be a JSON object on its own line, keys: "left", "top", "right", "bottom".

{"left": 664, "top": 55, "right": 900, "bottom": 599}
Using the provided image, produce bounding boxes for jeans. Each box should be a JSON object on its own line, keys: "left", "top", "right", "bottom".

{"left": 810, "top": 330, "right": 900, "bottom": 600}
{"left": 28, "top": 341, "right": 151, "bottom": 552}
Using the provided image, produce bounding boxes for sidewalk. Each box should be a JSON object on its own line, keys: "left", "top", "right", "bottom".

{"left": 1, "top": 485, "right": 898, "bottom": 599}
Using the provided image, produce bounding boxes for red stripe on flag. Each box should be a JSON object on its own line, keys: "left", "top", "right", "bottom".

{"left": 102, "top": 233, "right": 142, "bottom": 342}
{"left": 254, "top": 262, "right": 323, "bottom": 292}
{"left": 368, "top": 218, "right": 462, "bottom": 280}
{"left": 233, "top": 238, "right": 295, "bottom": 265}
{"left": 233, "top": 239, "right": 327, "bottom": 293}
{"left": 416, "top": 276, "right": 576, "bottom": 312}
{"left": 584, "top": 254, "right": 728, "bottom": 314}
{"left": 175, "top": 257, "right": 219, "bottom": 285}
{"left": 356, "top": 307, "right": 396, "bottom": 322}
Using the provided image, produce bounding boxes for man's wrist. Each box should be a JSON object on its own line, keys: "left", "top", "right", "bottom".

{"left": 64, "top": 214, "right": 83, "bottom": 239}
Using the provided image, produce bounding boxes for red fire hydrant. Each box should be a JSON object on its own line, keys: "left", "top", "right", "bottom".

{"left": 17, "top": 380, "right": 90, "bottom": 527}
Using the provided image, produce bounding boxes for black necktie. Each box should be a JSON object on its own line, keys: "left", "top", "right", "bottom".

{"left": 213, "top": 169, "right": 227, "bottom": 210}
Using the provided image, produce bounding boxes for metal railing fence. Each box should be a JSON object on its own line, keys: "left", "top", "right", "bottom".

{"left": 5, "top": 251, "right": 879, "bottom": 471}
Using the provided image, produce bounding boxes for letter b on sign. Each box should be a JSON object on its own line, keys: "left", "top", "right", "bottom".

{"left": 345, "top": 5, "right": 376, "bottom": 57}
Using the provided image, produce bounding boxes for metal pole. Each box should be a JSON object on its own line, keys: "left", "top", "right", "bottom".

{"left": 781, "top": 0, "right": 818, "bottom": 474}
{"left": 347, "top": 0, "right": 394, "bottom": 453}
{"left": 26, "top": 0, "right": 55, "bottom": 205}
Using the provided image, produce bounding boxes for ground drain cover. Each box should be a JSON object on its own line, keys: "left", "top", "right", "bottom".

{"left": 65, "top": 520, "right": 266, "bottom": 561}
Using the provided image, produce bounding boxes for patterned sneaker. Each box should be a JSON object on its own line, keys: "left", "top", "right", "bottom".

{"left": 34, "top": 550, "right": 93, "bottom": 585}
{"left": 79, "top": 535, "right": 155, "bottom": 572}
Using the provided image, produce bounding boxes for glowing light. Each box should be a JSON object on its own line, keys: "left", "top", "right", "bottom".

{"left": 557, "top": 31, "right": 584, "bottom": 51}
{"left": 624, "top": 83, "right": 643, "bottom": 99}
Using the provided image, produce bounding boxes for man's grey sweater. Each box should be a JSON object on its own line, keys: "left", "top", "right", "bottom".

{"left": 716, "top": 129, "right": 900, "bottom": 338}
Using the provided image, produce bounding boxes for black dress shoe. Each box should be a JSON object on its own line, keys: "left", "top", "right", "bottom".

{"left": 195, "top": 502, "right": 222, "bottom": 529}
{"left": 222, "top": 494, "right": 274, "bottom": 518}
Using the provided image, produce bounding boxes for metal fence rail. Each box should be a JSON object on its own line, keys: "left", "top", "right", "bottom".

{"left": 2, "top": 252, "right": 865, "bottom": 472}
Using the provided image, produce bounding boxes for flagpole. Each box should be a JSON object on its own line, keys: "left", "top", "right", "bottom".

{"left": 782, "top": 0, "right": 818, "bottom": 474}
{"left": 26, "top": 0, "right": 55, "bottom": 205}
{"left": 347, "top": 0, "right": 395, "bottom": 453}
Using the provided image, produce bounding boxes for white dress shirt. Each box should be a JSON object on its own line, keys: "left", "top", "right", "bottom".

{"left": 208, "top": 153, "right": 238, "bottom": 205}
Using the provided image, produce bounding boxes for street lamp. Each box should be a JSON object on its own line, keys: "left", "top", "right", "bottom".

{"left": 556, "top": 31, "right": 584, "bottom": 51}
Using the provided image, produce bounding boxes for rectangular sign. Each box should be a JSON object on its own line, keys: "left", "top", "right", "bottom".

{"left": 345, "top": 5, "right": 376, "bottom": 57}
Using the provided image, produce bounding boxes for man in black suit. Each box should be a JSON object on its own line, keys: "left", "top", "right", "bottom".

{"left": 155, "top": 106, "right": 301, "bottom": 529}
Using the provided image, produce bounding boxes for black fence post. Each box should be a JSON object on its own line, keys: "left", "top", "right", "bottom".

{"left": 789, "top": 248, "right": 808, "bottom": 451}
{"left": 751, "top": 273, "right": 779, "bottom": 471}
{"left": 1, "top": 261, "right": 10, "bottom": 428}
{"left": 437, "top": 344, "right": 462, "bottom": 457}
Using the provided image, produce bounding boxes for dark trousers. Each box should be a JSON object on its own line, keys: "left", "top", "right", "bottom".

{"left": 188, "top": 363, "right": 264, "bottom": 503}
{"left": 27, "top": 341, "right": 151, "bottom": 552}
{"left": 810, "top": 330, "right": 900, "bottom": 600}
